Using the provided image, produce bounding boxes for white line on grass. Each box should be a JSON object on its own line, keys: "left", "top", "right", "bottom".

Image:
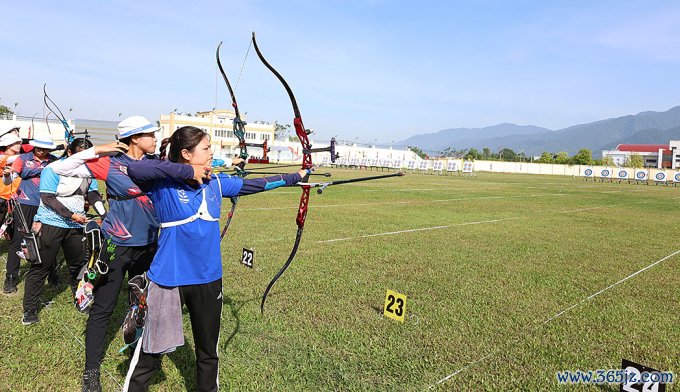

{"left": 369, "top": 188, "right": 442, "bottom": 192}
{"left": 558, "top": 204, "right": 624, "bottom": 213}
{"left": 432, "top": 193, "right": 565, "bottom": 203}
{"left": 247, "top": 193, "right": 566, "bottom": 212}
{"left": 318, "top": 201, "right": 621, "bottom": 244}
{"left": 428, "top": 248, "right": 680, "bottom": 389}
{"left": 318, "top": 218, "right": 522, "bottom": 243}
{"left": 541, "top": 248, "right": 680, "bottom": 324}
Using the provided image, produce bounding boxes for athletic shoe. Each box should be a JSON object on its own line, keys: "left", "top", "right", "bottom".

{"left": 3, "top": 276, "right": 17, "bottom": 295}
{"left": 82, "top": 368, "right": 102, "bottom": 392}
{"left": 22, "top": 309, "right": 38, "bottom": 325}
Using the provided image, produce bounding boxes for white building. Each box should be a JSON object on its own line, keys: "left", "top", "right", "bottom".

{"left": 2, "top": 112, "right": 418, "bottom": 164}
{"left": 602, "top": 143, "right": 674, "bottom": 169}
{"left": 159, "top": 110, "right": 273, "bottom": 160}
{"left": 0, "top": 115, "right": 119, "bottom": 146}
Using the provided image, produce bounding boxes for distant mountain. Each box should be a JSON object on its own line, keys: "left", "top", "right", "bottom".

{"left": 607, "top": 125, "right": 680, "bottom": 148}
{"left": 401, "top": 106, "right": 680, "bottom": 157}
{"left": 398, "top": 123, "right": 551, "bottom": 150}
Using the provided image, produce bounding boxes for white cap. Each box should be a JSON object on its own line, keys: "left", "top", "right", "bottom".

{"left": 118, "top": 116, "right": 159, "bottom": 138}
{"left": 0, "top": 125, "right": 20, "bottom": 138}
{"left": 29, "top": 135, "right": 59, "bottom": 150}
{"left": 0, "top": 133, "right": 22, "bottom": 147}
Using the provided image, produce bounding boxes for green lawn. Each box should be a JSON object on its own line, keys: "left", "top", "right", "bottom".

{"left": 0, "top": 168, "right": 677, "bottom": 391}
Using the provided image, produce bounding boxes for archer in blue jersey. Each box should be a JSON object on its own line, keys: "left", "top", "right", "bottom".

{"left": 122, "top": 126, "right": 306, "bottom": 392}
{"left": 22, "top": 139, "right": 106, "bottom": 325}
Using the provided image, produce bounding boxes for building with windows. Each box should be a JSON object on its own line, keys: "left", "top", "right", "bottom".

{"left": 3, "top": 112, "right": 418, "bottom": 165}
{"left": 159, "top": 110, "right": 274, "bottom": 159}
{"left": 601, "top": 143, "right": 676, "bottom": 168}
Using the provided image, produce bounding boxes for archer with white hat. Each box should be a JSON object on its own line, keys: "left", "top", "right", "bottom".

{"left": 0, "top": 130, "right": 23, "bottom": 241}
{"left": 46, "top": 115, "right": 160, "bottom": 391}
{"left": 2, "top": 133, "right": 58, "bottom": 295}
{"left": 0, "top": 125, "right": 32, "bottom": 154}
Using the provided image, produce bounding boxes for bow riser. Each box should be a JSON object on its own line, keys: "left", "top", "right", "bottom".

{"left": 293, "top": 118, "right": 313, "bottom": 170}
{"left": 297, "top": 187, "right": 310, "bottom": 228}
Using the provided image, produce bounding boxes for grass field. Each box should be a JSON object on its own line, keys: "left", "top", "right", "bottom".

{"left": 0, "top": 168, "right": 678, "bottom": 391}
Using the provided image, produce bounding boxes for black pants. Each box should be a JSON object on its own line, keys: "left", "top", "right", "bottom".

{"left": 6, "top": 204, "right": 39, "bottom": 280}
{"left": 0, "top": 199, "right": 10, "bottom": 235}
{"left": 124, "top": 278, "right": 223, "bottom": 392}
{"left": 22, "top": 224, "right": 85, "bottom": 311}
{"left": 85, "top": 242, "right": 157, "bottom": 370}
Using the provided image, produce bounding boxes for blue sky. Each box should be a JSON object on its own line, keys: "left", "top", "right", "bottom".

{"left": 2, "top": 0, "right": 680, "bottom": 143}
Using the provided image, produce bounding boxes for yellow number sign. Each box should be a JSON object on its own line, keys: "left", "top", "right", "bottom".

{"left": 383, "top": 289, "right": 407, "bottom": 323}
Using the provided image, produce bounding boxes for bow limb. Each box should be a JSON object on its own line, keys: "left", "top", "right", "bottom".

{"left": 252, "top": 32, "right": 312, "bottom": 312}
{"left": 216, "top": 41, "right": 250, "bottom": 240}
{"left": 30, "top": 113, "right": 37, "bottom": 140}
{"left": 43, "top": 83, "right": 73, "bottom": 144}
{"left": 259, "top": 186, "right": 309, "bottom": 313}
{"left": 251, "top": 32, "right": 312, "bottom": 173}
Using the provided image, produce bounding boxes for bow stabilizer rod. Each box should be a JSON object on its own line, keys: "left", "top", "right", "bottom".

{"left": 300, "top": 172, "right": 405, "bottom": 194}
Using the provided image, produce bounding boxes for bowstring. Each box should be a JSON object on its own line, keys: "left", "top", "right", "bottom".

{"left": 235, "top": 39, "right": 252, "bottom": 90}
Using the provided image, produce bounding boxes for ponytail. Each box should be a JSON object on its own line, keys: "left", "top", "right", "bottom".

{"left": 159, "top": 138, "right": 171, "bottom": 160}
{"left": 63, "top": 138, "right": 94, "bottom": 158}
{"left": 163, "top": 126, "right": 208, "bottom": 163}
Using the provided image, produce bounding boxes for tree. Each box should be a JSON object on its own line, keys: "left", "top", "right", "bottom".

{"left": 498, "top": 148, "right": 516, "bottom": 161}
{"left": 571, "top": 149, "right": 593, "bottom": 165}
{"left": 629, "top": 153, "right": 643, "bottom": 168}
{"left": 623, "top": 153, "right": 643, "bottom": 168}
{"left": 442, "top": 147, "right": 471, "bottom": 158}
{"left": 441, "top": 146, "right": 456, "bottom": 157}
{"left": 482, "top": 147, "right": 492, "bottom": 159}
{"left": 273, "top": 121, "right": 291, "bottom": 140}
{"left": 466, "top": 148, "right": 480, "bottom": 160}
{"left": 408, "top": 146, "right": 427, "bottom": 159}
{"left": 537, "top": 152, "right": 553, "bottom": 163}
{"left": 0, "top": 104, "right": 13, "bottom": 118}
{"left": 554, "top": 152, "right": 570, "bottom": 164}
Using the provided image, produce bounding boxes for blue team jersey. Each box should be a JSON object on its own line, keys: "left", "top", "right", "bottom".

{"left": 145, "top": 174, "right": 242, "bottom": 286}
{"left": 34, "top": 165, "right": 99, "bottom": 229}
{"left": 85, "top": 153, "right": 160, "bottom": 246}
{"left": 11, "top": 152, "right": 57, "bottom": 206}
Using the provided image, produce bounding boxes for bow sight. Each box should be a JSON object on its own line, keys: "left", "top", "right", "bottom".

{"left": 303, "top": 137, "right": 339, "bottom": 163}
